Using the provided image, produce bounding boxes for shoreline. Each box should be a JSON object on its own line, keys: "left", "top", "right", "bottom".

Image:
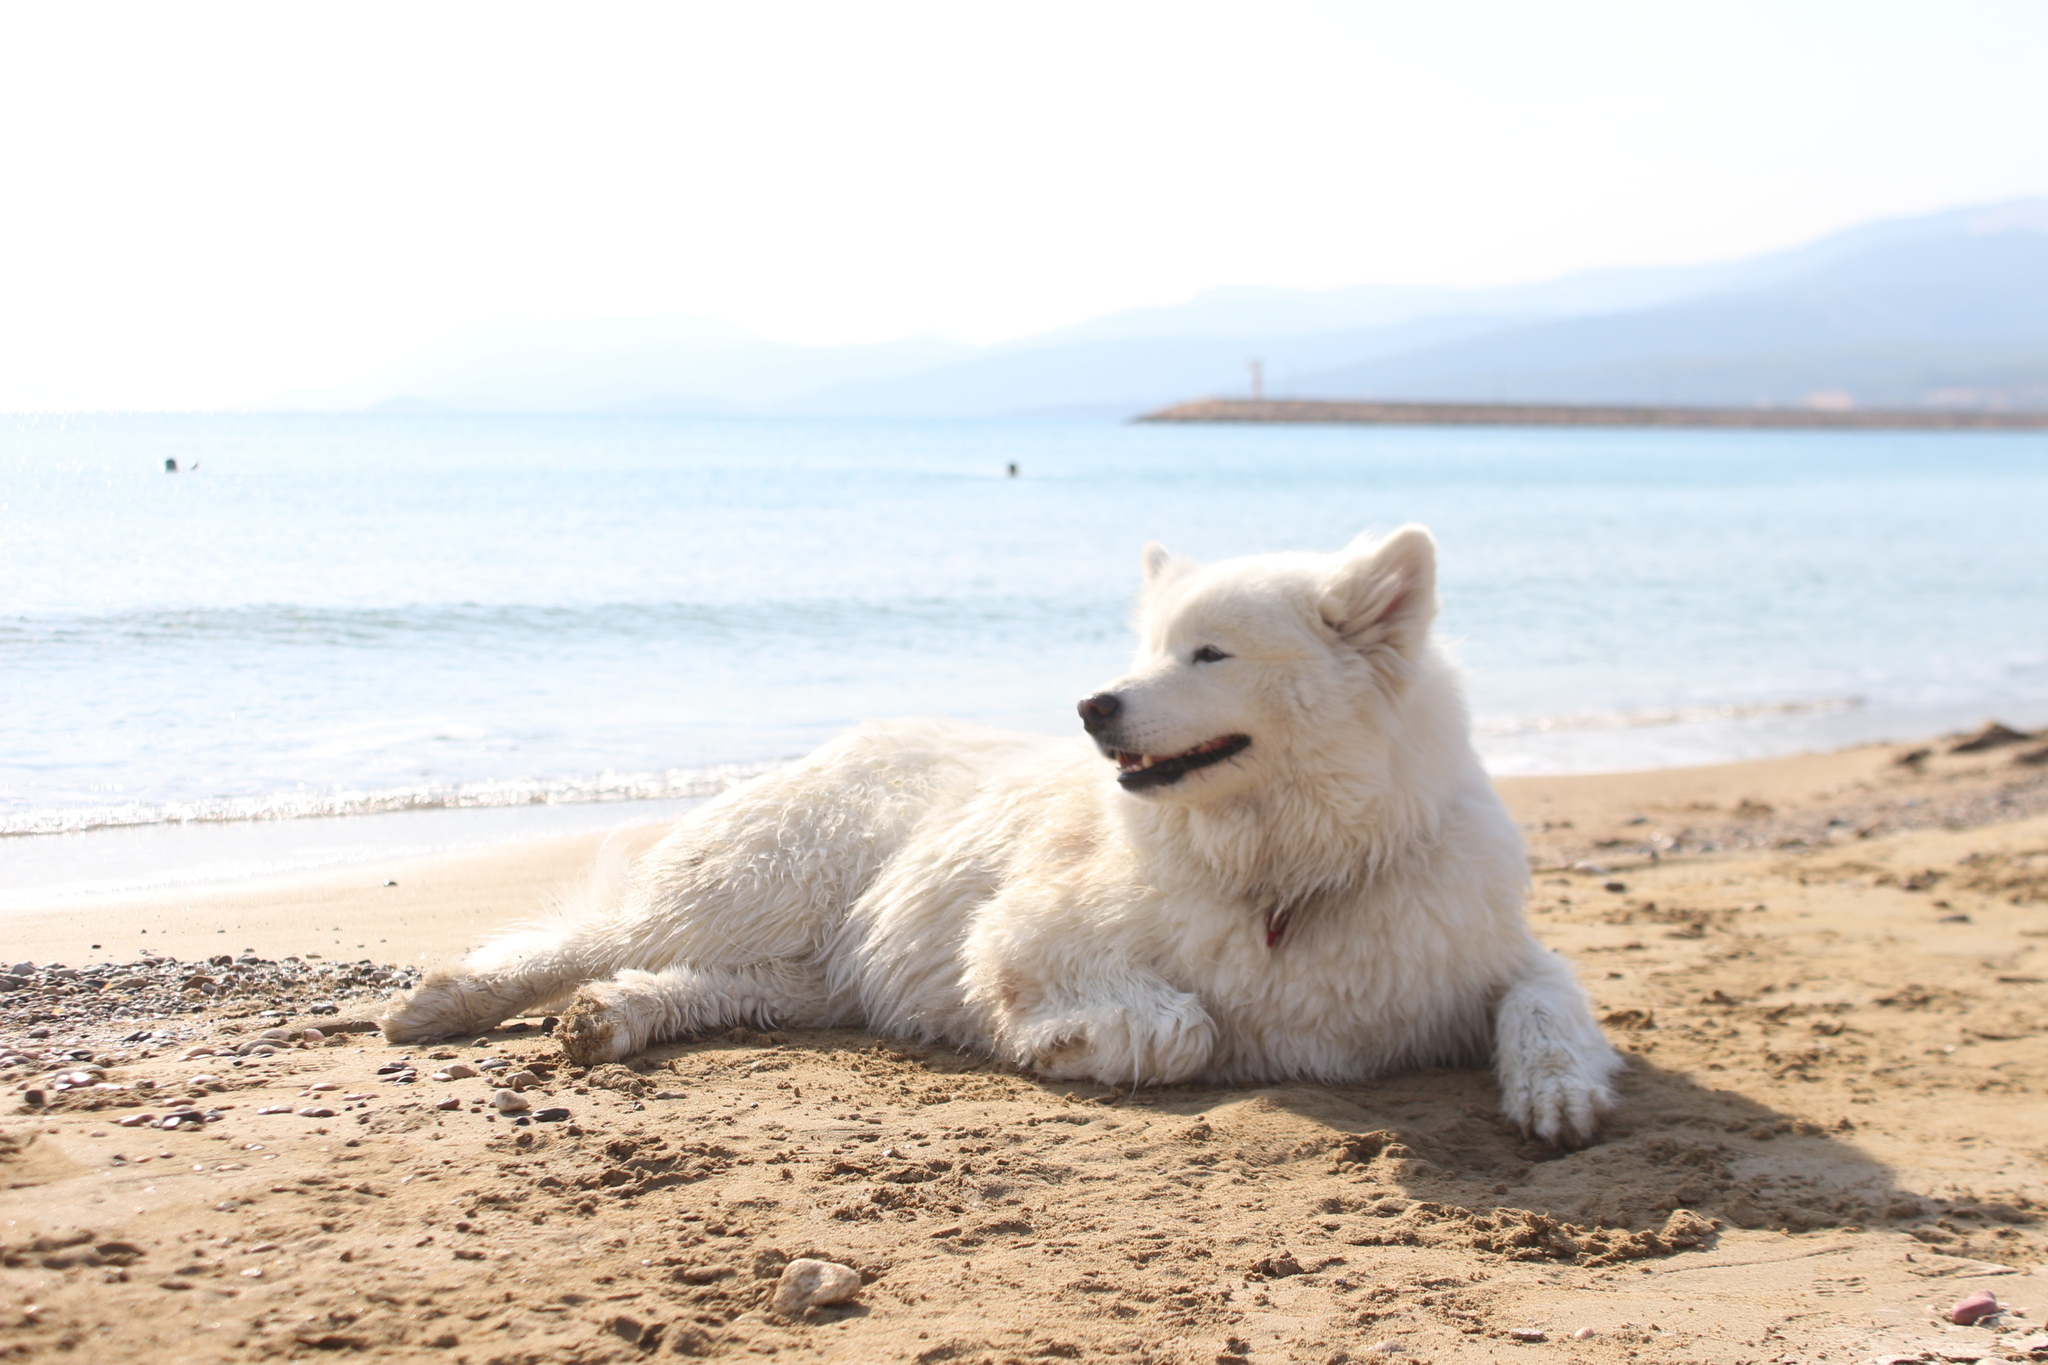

{"left": 12, "top": 696, "right": 2048, "bottom": 907}
{"left": 7, "top": 729, "right": 2043, "bottom": 967}
{"left": 1138, "top": 395, "right": 2048, "bottom": 429}
{"left": 0, "top": 797, "right": 710, "bottom": 918}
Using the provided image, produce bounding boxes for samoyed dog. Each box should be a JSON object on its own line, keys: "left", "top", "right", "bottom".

{"left": 380, "top": 527, "right": 1621, "bottom": 1143}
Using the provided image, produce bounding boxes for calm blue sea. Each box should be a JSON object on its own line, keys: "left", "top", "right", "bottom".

{"left": 4, "top": 413, "right": 2046, "bottom": 893}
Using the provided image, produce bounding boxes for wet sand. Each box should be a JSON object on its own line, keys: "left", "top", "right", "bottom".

{"left": 2, "top": 734, "right": 2045, "bottom": 1363}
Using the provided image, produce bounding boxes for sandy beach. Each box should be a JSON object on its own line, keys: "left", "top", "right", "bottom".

{"left": 3, "top": 733, "right": 2046, "bottom": 1363}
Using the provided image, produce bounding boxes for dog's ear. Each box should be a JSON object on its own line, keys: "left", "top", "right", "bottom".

{"left": 1141, "top": 542, "right": 1194, "bottom": 589}
{"left": 1319, "top": 525, "right": 1437, "bottom": 659}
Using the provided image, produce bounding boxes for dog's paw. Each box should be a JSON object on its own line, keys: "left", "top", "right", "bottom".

{"left": 377, "top": 974, "right": 503, "bottom": 1044}
{"left": 1499, "top": 1052, "right": 1619, "bottom": 1148}
{"left": 557, "top": 984, "right": 636, "bottom": 1065}
{"left": 1026, "top": 1002, "right": 1217, "bottom": 1088}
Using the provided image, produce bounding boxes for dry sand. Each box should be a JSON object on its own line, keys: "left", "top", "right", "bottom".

{"left": 3, "top": 734, "right": 2047, "bottom": 1364}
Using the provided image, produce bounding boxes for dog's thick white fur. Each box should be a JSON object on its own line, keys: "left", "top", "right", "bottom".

{"left": 380, "top": 527, "right": 1621, "bottom": 1143}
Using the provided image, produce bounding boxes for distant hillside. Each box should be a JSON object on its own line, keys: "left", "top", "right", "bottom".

{"left": 269, "top": 199, "right": 2048, "bottom": 417}
{"left": 1296, "top": 213, "right": 2048, "bottom": 409}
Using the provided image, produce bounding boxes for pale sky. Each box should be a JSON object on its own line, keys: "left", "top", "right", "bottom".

{"left": 3, "top": 0, "right": 2046, "bottom": 411}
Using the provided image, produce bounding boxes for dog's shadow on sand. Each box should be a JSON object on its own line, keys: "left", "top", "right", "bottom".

{"left": 1108, "top": 1056, "right": 1969, "bottom": 1248}
{"left": 537, "top": 1025, "right": 2010, "bottom": 1262}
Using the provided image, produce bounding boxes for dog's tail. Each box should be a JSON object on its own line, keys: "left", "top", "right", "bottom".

{"left": 459, "top": 824, "right": 638, "bottom": 974}
{"left": 535, "top": 826, "right": 637, "bottom": 928}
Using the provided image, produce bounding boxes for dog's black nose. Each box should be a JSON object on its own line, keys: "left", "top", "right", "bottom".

{"left": 1077, "top": 692, "right": 1121, "bottom": 734}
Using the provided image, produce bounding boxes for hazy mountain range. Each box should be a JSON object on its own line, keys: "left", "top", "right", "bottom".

{"left": 273, "top": 199, "right": 2048, "bottom": 417}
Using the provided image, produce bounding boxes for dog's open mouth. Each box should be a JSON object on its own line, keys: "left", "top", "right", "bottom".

{"left": 1108, "top": 734, "right": 1251, "bottom": 791}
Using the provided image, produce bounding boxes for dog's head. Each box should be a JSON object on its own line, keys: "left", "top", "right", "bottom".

{"left": 1078, "top": 526, "right": 1440, "bottom": 804}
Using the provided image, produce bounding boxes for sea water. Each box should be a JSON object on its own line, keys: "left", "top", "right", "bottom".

{"left": 4, "top": 412, "right": 2046, "bottom": 895}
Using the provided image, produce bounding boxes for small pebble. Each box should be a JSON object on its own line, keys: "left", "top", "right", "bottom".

{"left": 257, "top": 1105, "right": 294, "bottom": 1115}
{"left": 493, "top": 1089, "right": 530, "bottom": 1113}
{"left": 296, "top": 1107, "right": 337, "bottom": 1119}
{"left": 534, "top": 1107, "right": 571, "bottom": 1123}
{"left": 502, "top": 1069, "right": 540, "bottom": 1091}
{"left": 1509, "top": 1328, "right": 1548, "bottom": 1342}
{"left": 770, "top": 1258, "right": 861, "bottom": 1316}
{"left": 432, "top": 1063, "right": 479, "bottom": 1081}
{"left": 1572, "top": 1327, "right": 1597, "bottom": 1340}
{"left": 1951, "top": 1289, "right": 2000, "bottom": 1325}
{"left": 435, "top": 1098, "right": 461, "bottom": 1111}
{"left": 188, "top": 1075, "right": 222, "bottom": 1086}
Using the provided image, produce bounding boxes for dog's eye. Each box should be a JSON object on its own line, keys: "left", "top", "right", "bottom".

{"left": 1191, "top": 645, "right": 1230, "bottom": 664}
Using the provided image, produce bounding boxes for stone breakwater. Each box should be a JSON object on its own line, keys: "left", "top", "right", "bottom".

{"left": 1138, "top": 397, "right": 2048, "bottom": 429}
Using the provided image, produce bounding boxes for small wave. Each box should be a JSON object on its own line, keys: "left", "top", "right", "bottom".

{"left": 1475, "top": 695, "right": 1864, "bottom": 738}
{"left": 0, "top": 762, "right": 778, "bottom": 839}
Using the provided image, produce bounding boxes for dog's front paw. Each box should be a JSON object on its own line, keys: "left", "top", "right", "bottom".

{"left": 1026, "top": 1001, "right": 1217, "bottom": 1088}
{"left": 557, "top": 983, "right": 637, "bottom": 1065}
{"left": 1499, "top": 1050, "right": 1620, "bottom": 1147}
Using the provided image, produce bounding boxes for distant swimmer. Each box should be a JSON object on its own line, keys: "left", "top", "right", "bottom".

{"left": 1006, "top": 463, "right": 1018, "bottom": 478}
{"left": 165, "top": 458, "right": 177, "bottom": 472}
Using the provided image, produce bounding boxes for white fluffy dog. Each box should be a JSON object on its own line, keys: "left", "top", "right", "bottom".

{"left": 380, "top": 527, "right": 1621, "bottom": 1143}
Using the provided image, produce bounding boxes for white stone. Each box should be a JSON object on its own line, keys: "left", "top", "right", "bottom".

{"left": 771, "top": 1258, "right": 860, "bottom": 1316}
